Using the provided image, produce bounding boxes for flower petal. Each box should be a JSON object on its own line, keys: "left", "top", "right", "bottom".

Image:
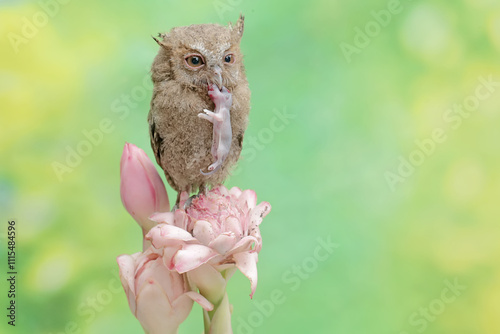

{"left": 161, "top": 245, "right": 182, "bottom": 270}
{"left": 187, "top": 264, "right": 227, "bottom": 304}
{"left": 117, "top": 253, "right": 139, "bottom": 295}
{"left": 117, "top": 253, "right": 140, "bottom": 314}
{"left": 170, "top": 293, "right": 201, "bottom": 321}
{"left": 234, "top": 251, "right": 259, "bottom": 298}
{"left": 149, "top": 212, "right": 175, "bottom": 225}
{"left": 193, "top": 220, "right": 216, "bottom": 246}
{"left": 173, "top": 244, "right": 218, "bottom": 273}
{"left": 228, "top": 186, "right": 242, "bottom": 198}
{"left": 175, "top": 209, "right": 190, "bottom": 230}
{"left": 146, "top": 224, "right": 196, "bottom": 249}
{"left": 208, "top": 232, "right": 237, "bottom": 255}
{"left": 134, "top": 252, "right": 162, "bottom": 295}
{"left": 224, "top": 216, "right": 242, "bottom": 238}
{"left": 252, "top": 229, "right": 263, "bottom": 253}
{"left": 216, "top": 185, "right": 230, "bottom": 197}
{"left": 249, "top": 201, "right": 271, "bottom": 228}
{"left": 159, "top": 224, "right": 196, "bottom": 241}
{"left": 226, "top": 235, "right": 260, "bottom": 256}
{"left": 238, "top": 189, "right": 257, "bottom": 211}
{"left": 184, "top": 291, "right": 214, "bottom": 311}
{"left": 135, "top": 279, "right": 182, "bottom": 334}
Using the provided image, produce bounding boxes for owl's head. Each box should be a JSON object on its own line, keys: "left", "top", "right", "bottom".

{"left": 152, "top": 15, "right": 246, "bottom": 90}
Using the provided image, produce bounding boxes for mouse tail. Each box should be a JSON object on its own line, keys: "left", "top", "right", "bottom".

{"left": 200, "top": 163, "right": 222, "bottom": 176}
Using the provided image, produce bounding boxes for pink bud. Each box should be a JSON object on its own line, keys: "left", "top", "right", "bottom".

{"left": 120, "top": 143, "right": 170, "bottom": 235}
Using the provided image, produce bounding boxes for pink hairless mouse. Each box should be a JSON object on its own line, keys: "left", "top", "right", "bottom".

{"left": 198, "top": 84, "right": 233, "bottom": 176}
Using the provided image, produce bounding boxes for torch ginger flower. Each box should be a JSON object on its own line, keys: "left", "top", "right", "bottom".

{"left": 146, "top": 186, "right": 271, "bottom": 333}
{"left": 147, "top": 186, "right": 271, "bottom": 298}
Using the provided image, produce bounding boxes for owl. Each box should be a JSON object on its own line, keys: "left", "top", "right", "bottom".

{"left": 148, "top": 15, "right": 250, "bottom": 204}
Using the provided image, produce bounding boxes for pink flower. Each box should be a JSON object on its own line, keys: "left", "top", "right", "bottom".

{"left": 146, "top": 186, "right": 271, "bottom": 298}
{"left": 120, "top": 143, "right": 170, "bottom": 236}
{"left": 117, "top": 249, "right": 212, "bottom": 334}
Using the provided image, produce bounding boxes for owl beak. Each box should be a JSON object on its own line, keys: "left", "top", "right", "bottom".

{"left": 212, "top": 65, "right": 223, "bottom": 90}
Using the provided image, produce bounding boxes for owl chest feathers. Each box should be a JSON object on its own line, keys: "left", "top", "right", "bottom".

{"left": 149, "top": 80, "right": 249, "bottom": 192}
{"left": 151, "top": 81, "right": 248, "bottom": 144}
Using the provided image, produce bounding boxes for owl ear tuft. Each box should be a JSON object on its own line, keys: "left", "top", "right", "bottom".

{"left": 232, "top": 14, "right": 244, "bottom": 40}
{"left": 152, "top": 33, "right": 171, "bottom": 49}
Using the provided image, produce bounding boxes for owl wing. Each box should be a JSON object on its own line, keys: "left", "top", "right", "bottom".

{"left": 236, "top": 131, "right": 244, "bottom": 150}
{"left": 148, "top": 115, "right": 163, "bottom": 167}
{"left": 148, "top": 110, "right": 179, "bottom": 191}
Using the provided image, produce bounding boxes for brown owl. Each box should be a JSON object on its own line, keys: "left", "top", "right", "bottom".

{"left": 148, "top": 15, "right": 250, "bottom": 204}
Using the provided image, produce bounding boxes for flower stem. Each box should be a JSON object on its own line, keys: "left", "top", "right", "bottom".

{"left": 203, "top": 291, "right": 232, "bottom": 334}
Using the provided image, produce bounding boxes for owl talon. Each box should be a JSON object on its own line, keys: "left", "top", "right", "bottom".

{"left": 183, "top": 195, "right": 197, "bottom": 209}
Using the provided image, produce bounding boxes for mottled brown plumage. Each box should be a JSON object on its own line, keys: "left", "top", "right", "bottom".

{"left": 148, "top": 15, "right": 250, "bottom": 203}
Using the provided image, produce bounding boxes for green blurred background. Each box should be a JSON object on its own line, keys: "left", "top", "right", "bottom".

{"left": 1, "top": 0, "right": 500, "bottom": 333}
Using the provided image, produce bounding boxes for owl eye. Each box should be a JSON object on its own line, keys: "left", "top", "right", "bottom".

{"left": 184, "top": 54, "right": 205, "bottom": 68}
{"left": 224, "top": 54, "right": 235, "bottom": 64}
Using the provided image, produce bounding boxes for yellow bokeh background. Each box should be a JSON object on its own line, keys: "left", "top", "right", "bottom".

{"left": 1, "top": 0, "right": 500, "bottom": 333}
